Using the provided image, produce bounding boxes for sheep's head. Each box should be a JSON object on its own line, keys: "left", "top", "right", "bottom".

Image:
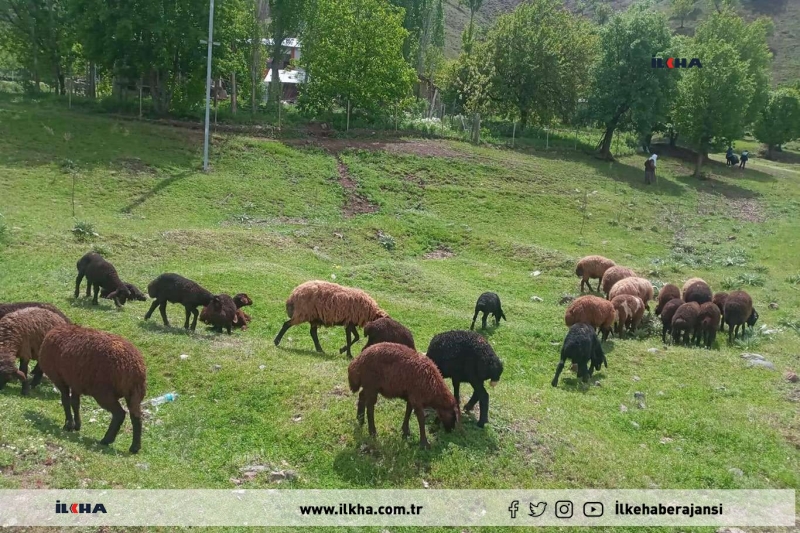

{"left": 233, "top": 293, "right": 253, "bottom": 308}
{"left": 126, "top": 283, "right": 148, "bottom": 302}
{"left": 488, "top": 358, "right": 504, "bottom": 384}
{"left": 0, "top": 363, "right": 24, "bottom": 390}
{"left": 105, "top": 285, "right": 132, "bottom": 306}
{"left": 375, "top": 309, "right": 389, "bottom": 320}
{"left": 437, "top": 403, "right": 460, "bottom": 432}
{"left": 747, "top": 308, "right": 759, "bottom": 327}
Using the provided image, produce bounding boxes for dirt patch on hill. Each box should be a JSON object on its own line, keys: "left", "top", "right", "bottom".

{"left": 697, "top": 192, "right": 766, "bottom": 222}
{"left": 423, "top": 246, "right": 454, "bottom": 259}
{"left": 286, "top": 137, "right": 470, "bottom": 160}
{"left": 117, "top": 157, "right": 157, "bottom": 175}
{"left": 336, "top": 156, "right": 378, "bottom": 218}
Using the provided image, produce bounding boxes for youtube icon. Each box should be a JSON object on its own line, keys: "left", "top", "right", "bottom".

{"left": 583, "top": 502, "right": 604, "bottom": 517}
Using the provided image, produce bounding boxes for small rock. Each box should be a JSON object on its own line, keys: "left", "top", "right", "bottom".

{"left": 283, "top": 470, "right": 298, "bottom": 481}
{"left": 135, "top": 463, "right": 149, "bottom": 470}
{"left": 259, "top": 365, "right": 266, "bottom": 370}
{"left": 531, "top": 296, "right": 543, "bottom": 302}
{"left": 229, "top": 478, "right": 242, "bottom": 485}
{"left": 212, "top": 364, "right": 222, "bottom": 371}
{"left": 594, "top": 381, "right": 601, "bottom": 387}
{"left": 769, "top": 302, "right": 779, "bottom": 310}
{"left": 243, "top": 471, "right": 258, "bottom": 480}
{"left": 422, "top": 480, "right": 430, "bottom": 488}
{"left": 89, "top": 418, "right": 97, "bottom": 423}
{"left": 558, "top": 295, "right": 575, "bottom": 305}
{"left": 660, "top": 437, "right": 673, "bottom": 444}
{"left": 620, "top": 404, "right": 628, "bottom": 413}
{"left": 741, "top": 353, "right": 766, "bottom": 361}
{"left": 634, "top": 392, "right": 645, "bottom": 400}
{"left": 637, "top": 401, "right": 647, "bottom": 410}
{"left": 331, "top": 274, "right": 337, "bottom": 280}
{"left": 728, "top": 468, "right": 744, "bottom": 477}
{"left": 292, "top": 414, "right": 302, "bottom": 422}
{"left": 748, "top": 359, "right": 775, "bottom": 370}
{"left": 632, "top": 375, "right": 640, "bottom": 382}
{"left": 657, "top": 391, "right": 664, "bottom": 396}
{"left": 785, "top": 371, "right": 798, "bottom": 383}
{"left": 631, "top": 421, "right": 640, "bottom": 429}
{"left": 179, "top": 354, "right": 189, "bottom": 360}
{"left": 727, "top": 235, "right": 736, "bottom": 241}
{"left": 240, "top": 464, "right": 269, "bottom": 473}
{"left": 647, "top": 348, "right": 660, "bottom": 354}
{"left": 715, "top": 386, "right": 727, "bottom": 391}
{"left": 531, "top": 271, "right": 541, "bottom": 277}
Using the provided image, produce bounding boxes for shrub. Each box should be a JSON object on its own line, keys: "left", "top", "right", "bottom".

{"left": 787, "top": 274, "right": 800, "bottom": 285}
{"left": 72, "top": 221, "right": 99, "bottom": 242}
{"left": 377, "top": 231, "right": 395, "bottom": 251}
{"left": 721, "top": 273, "right": 766, "bottom": 290}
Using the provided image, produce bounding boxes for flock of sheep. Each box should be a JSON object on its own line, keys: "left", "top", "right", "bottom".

{"left": 0, "top": 249, "right": 760, "bottom": 453}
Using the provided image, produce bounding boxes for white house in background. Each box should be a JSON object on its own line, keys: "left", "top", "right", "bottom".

{"left": 262, "top": 38, "right": 306, "bottom": 102}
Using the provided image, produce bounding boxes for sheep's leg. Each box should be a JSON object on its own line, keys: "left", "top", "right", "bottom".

{"left": 356, "top": 391, "right": 366, "bottom": 426}
{"left": 98, "top": 396, "right": 126, "bottom": 446}
{"left": 30, "top": 363, "right": 44, "bottom": 388}
{"left": 464, "top": 386, "right": 481, "bottom": 412}
{"left": 74, "top": 272, "right": 85, "bottom": 298}
{"left": 401, "top": 402, "right": 413, "bottom": 438}
{"left": 310, "top": 324, "right": 323, "bottom": 352}
{"left": 190, "top": 307, "right": 200, "bottom": 331}
{"left": 144, "top": 299, "right": 159, "bottom": 321}
{"left": 551, "top": 360, "right": 565, "bottom": 387}
{"left": 92, "top": 284, "right": 100, "bottom": 305}
{"left": 719, "top": 315, "right": 725, "bottom": 332}
{"left": 274, "top": 320, "right": 293, "bottom": 346}
{"left": 580, "top": 278, "right": 586, "bottom": 293}
{"left": 126, "top": 397, "right": 143, "bottom": 454}
{"left": 226, "top": 323, "right": 231, "bottom": 335}
{"left": 661, "top": 324, "right": 668, "bottom": 344}
{"left": 366, "top": 396, "right": 377, "bottom": 437}
{"left": 340, "top": 325, "right": 353, "bottom": 355}
{"left": 415, "top": 407, "right": 430, "bottom": 449}
{"left": 476, "top": 385, "right": 489, "bottom": 428}
{"left": 481, "top": 312, "right": 488, "bottom": 330}
{"left": 600, "top": 327, "right": 610, "bottom": 342}
{"left": 158, "top": 301, "right": 169, "bottom": 326}
{"left": 183, "top": 306, "right": 192, "bottom": 329}
{"left": 59, "top": 387, "right": 75, "bottom": 431}
{"left": 452, "top": 380, "right": 460, "bottom": 405}
{"left": 19, "top": 359, "right": 29, "bottom": 377}
{"left": 70, "top": 393, "right": 82, "bottom": 431}
{"left": 470, "top": 309, "right": 479, "bottom": 330}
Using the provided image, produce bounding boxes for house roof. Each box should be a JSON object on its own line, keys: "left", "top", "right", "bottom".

{"left": 264, "top": 69, "right": 307, "bottom": 84}
{"left": 262, "top": 38, "right": 301, "bottom": 48}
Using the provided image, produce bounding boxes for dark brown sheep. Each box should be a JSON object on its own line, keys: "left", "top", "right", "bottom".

{"left": 671, "top": 302, "right": 701, "bottom": 345}
{"left": 0, "top": 308, "right": 68, "bottom": 394}
{"left": 363, "top": 317, "right": 416, "bottom": 350}
{"left": 713, "top": 292, "right": 728, "bottom": 331}
{"left": 198, "top": 294, "right": 238, "bottom": 334}
{"left": 659, "top": 298, "right": 683, "bottom": 344}
{"left": 655, "top": 284, "right": 681, "bottom": 316}
{"left": 232, "top": 293, "right": 253, "bottom": 330}
{"left": 144, "top": 273, "right": 213, "bottom": 331}
{"left": 0, "top": 302, "right": 69, "bottom": 323}
{"left": 724, "top": 291, "right": 758, "bottom": 343}
{"left": 348, "top": 342, "right": 459, "bottom": 449}
{"left": 601, "top": 266, "right": 636, "bottom": 296}
{"left": 38, "top": 325, "right": 147, "bottom": 454}
{"left": 697, "top": 302, "right": 722, "bottom": 348}
{"left": 74, "top": 252, "right": 132, "bottom": 307}
{"left": 683, "top": 279, "right": 712, "bottom": 305}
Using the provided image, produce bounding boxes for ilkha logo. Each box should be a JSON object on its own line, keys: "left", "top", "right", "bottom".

{"left": 55, "top": 500, "right": 107, "bottom": 514}
{"left": 651, "top": 57, "right": 703, "bottom": 69}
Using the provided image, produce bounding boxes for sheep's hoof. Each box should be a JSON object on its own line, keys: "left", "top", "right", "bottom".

{"left": 63, "top": 422, "right": 76, "bottom": 432}
{"left": 99, "top": 438, "right": 114, "bottom": 446}
{"left": 21, "top": 384, "right": 31, "bottom": 396}
{"left": 463, "top": 403, "right": 475, "bottom": 412}
{"left": 129, "top": 445, "right": 140, "bottom": 454}
{"left": 476, "top": 421, "right": 486, "bottom": 428}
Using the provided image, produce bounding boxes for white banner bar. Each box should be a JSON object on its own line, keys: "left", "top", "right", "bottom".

{"left": 0, "top": 490, "right": 795, "bottom": 527}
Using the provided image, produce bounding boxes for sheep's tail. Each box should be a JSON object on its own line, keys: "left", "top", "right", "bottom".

{"left": 347, "top": 362, "right": 361, "bottom": 393}
{"left": 286, "top": 300, "right": 295, "bottom": 319}
{"left": 575, "top": 265, "right": 583, "bottom": 277}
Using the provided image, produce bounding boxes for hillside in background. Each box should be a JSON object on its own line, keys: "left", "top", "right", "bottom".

{"left": 442, "top": 0, "right": 799, "bottom": 84}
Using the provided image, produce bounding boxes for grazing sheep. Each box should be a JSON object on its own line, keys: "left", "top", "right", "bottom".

{"left": 697, "top": 302, "right": 722, "bottom": 348}
{"left": 232, "top": 293, "right": 253, "bottom": 329}
{"left": 198, "top": 294, "right": 238, "bottom": 334}
{"left": 552, "top": 323, "right": 606, "bottom": 387}
{"left": 575, "top": 255, "right": 616, "bottom": 292}
{"left": 713, "top": 292, "right": 728, "bottom": 331}
{"left": 74, "top": 252, "right": 132, "bottom": 307}
{"left": 38, "top": 325, "right": 147, "bottom": 453}
{"left": 143, "top": 273, "right": 213, "bottom": 331}
{"left": 724, "top": 291, "right": 758, "bottom": 342}
{"left": 564, "top": 295, "right": 616, "bottom": 341}
{"left": 683, "top": 279, "right": 713, "bottom": 305}
{"left": 363, "top": 317, "right": 416, "bottom": 350}
{"left": 426, "top": 330, "right": 504, "bottom": 428}
{"left": 611, "top": 294, "right": 645, "bottom": 338}
{"left": 0, "top": 302, "right": 69, "bottom": 323}
{"left": 601, "top": 266, "right": 636, "bottom": 296}
{"left": 273, "top": 280, "right": 387, "bottom": 358}
{"left": 0, "top": 308, "right": 68, "bottom": 395}
{"left": 348, "top": 342, "right": 459, "bottom": 449}
{"left": 608, "top": 277, "right": 654, "bottom": 311}
{"left": 655, "top": 284, "right": 681, "bottom": 316}
{"left": 681, "top": 277, "right": 706, "bottom": 295}
{"left": 470, "top": 292, "right": 507, "bottom": 330}
{"left": 100, "top": 283, "right": 147, "bottom": 303}
{"left": 659, "top": 298, "right": 684, "bottom": 343}
{"left": 671, "top": 302, "right": 701, "bottom": 345}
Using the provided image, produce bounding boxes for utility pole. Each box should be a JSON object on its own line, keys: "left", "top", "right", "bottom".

{"left": 202, "top": 0, "right": 216, "bottom": 172}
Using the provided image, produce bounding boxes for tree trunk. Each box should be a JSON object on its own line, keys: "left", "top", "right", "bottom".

{"left": 471, "top": 113, "right": 481, "bottom": 144}
{"left": 767, "top": 145, "right": 774, "bottom": 159}
{"left": 270, "top": 30, "right": 285, "bottom": 112}
{"left": 231, "top": 71, "right": 237, "bottom": 113}
{"left": 693, "top": 148, "right": 704, "bottom": 178}
{"left": 669, "top": 130, "right": 678, "bottom": 148}
{"left": 598, "top": 125, "right": 615, "bottom": 160}
{"left": 89, "top": 64, "right": 96, "bottom": 98}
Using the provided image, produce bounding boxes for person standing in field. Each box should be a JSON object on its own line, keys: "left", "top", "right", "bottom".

{"left": 644, "top": 154, "right": 657, "bottom": 185}
{"left": 739, "top": 150, "right": 749, "bottom": 169}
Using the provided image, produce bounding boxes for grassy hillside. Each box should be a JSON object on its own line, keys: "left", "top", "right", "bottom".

{"left": 1, "top": 93, "right": 799, "bottom": 532}
{"left": 443, "top": 0, "right": 800, "bottom": 84}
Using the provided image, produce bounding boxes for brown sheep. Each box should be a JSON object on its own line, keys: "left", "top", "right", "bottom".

{"left": 724, "top": 291, "right": 758, "bottom": 343}
{"left": 683, "top": 279, "right": 712, "bottom": 305}
{"left": 681, "top": 277, "right": 707, "bottom": 294}
{"left": 611, "top": 294, "right": 645, "bottom": 338}
{"left": 274, "top": 280, "right": 388, "bottom": 358}
{"left": 198, "top": 294, "right": 238, "bottom": 334}
{"left": 671, "top": 302, "right": 701, "bottom": 346}
{"left": 659, "top": 298, "right": 683, "bottom": 343}
{"left": 608, "top": 277, "right": 654, "bottom": 311}
{"left": 655, "top": 283, "right": 681, "bottom": 316}
{"left": 363, "top": 317, "right": 416, "bottom": 350}
{"left": 0, "top": 308, "right": 68, "bottom": 395}
{"left": 564, "top": 295, "right": 616, "bottom": 341}
{"left": 38, "top": 325, "right": 147, "bottom": 454}
{"left": 348, "top": 342, "right": 459, "bottom": 449}
{"left": 575, "top": 255, "right": 616, "bottom": 292}
{"left": 713, "top": 292, "right": 728, "bottom": 331}
{"left": 697, "top": 302, "right": 722, "bottom": 348}
{"left": 0, "top": 302, "right": 69, "bottom": 323}
{"left": 601, "top": 266, "right": 636, "bottom": 296}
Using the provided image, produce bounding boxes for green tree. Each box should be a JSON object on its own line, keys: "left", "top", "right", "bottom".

{"left": 588, "top": 3, "right": 676, "bottom": 160}
{"left": 460, "top": 0, "right": 483, "bottom": 53}
{"left": 671, "top": 0, "right": 694, "bottom": 29}
{"left": 483, "top": 0, "right": 597, "bottom": 130}
{"left": 673, "top": 38, "right": 755, "bottom": 177}
{"left": 753, "top": 88, "right": 800, "bottom": 159}
{"left": 266, "top": 0, "right": 306, "bottom": 110}
{"left": 300, "top": 0, "right": 415, "bottom": 128}
{"left": 392, "top": 0, "right": 444, "bottom": 76}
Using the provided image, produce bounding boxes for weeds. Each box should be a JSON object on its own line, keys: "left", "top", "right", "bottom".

{"left": 721, "top": 273, "right": 766, "bottom": 290}
{"left": 377, "top": 231, "right": 396, "bottom": 251}
{"left": 72, "top": 221, "right": 99, "bottom": 242}
{"left": 787, "top": 274, "right": 800, "bottom": 285}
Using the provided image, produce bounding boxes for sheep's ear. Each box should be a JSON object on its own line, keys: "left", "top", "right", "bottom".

{"left": 233, "top": 313, "right": 239, "bottom": 324}
{"left": 106, "top": 290, "right": 119, "bottom": 299}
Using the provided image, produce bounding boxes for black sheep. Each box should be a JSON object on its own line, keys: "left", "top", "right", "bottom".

{"left": 659, "top": 298, "right": 683, "bottom": 344}
{"left": 74, "top": 252, "right": 132, "bottom": 307}
{"left": 143, "top": 273, "right": 213, "bottom": 331}
{"left": 552, "top": 323, "right": 606, "bottom": 387}
{"left": 101, "top": 283, "right": 147, "bottom": 303}
{"left": 470, "top": 292, "right": 506, "bottom": 330}
{"left": 199, "top": 294, "right": 238, "bottom": 334}
{"left": 426, "top": 330, "right": 503, "bottom": 428}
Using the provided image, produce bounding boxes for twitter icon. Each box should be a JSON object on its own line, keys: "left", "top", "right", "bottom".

{"left": 528, "top": 501, "right": 547, "bottom": 517}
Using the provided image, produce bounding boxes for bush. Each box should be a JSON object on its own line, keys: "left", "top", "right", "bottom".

{"left": 72, "top": 221, "right": 99, "bottom": 242}
{"left": 377, "top": 231, "right": 396, "bottom": 251}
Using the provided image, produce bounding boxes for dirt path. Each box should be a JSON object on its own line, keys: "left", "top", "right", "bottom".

{"left": 335, "top": 155, "right": 379, "bottom": 218}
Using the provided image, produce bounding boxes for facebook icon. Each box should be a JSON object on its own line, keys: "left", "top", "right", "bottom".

{"left": 509, "top": 500, "right": 520, "bottom": 518}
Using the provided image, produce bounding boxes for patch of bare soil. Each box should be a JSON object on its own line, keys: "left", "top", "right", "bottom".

{"left": 117, "top": 157, "right": 157, "bottom": 175}
{"left": 285, "top": 137, "right": 472, "bottom": 161}
{"left": 423, "top": 246, "right": 454, "bottom": 260}
{"left": 697, "top": 192, "right": 766, "bottom": 222}
{"left": 336, "top": 156, "right": 378, "bottom": 218}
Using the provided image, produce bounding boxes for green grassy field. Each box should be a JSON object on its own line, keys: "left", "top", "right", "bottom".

{"left": 0, "top": 92, "right": 799, "bottom": 532}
